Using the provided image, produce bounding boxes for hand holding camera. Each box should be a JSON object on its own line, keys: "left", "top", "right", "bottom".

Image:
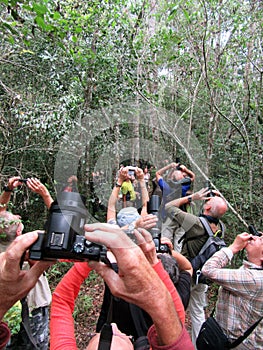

{"left": 29, "top": 192, "right": 107, "bottom": 262}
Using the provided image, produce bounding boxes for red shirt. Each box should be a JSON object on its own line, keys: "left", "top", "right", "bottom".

{"left": 50, "top": 261, "right": 192, "bottom": 350}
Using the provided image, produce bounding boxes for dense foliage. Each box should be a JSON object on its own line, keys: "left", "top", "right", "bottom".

{"left": 0, "top": 0, "right": 262, "bottom": 240}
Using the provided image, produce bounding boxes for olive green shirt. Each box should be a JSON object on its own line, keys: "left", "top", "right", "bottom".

{"left": 167, "top": 206, "right": 207, "bottom": 260}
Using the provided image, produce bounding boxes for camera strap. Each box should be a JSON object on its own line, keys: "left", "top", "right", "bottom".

{"left": 20, "top": 297, "right": 40, "bottom": 349}
{"left": 97, "top": 323, "right": 113, "bottom": 350}
{"left": 97, "top": 294, "right": 114, "bottom": 350}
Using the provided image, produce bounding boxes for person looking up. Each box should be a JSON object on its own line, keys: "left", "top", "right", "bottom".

{"left": 155, "top": 161, "right": 195, "bottom": 252}
{"left": 164, "top": 187, "right": 228, "bottom": 348}
{"left": 201, "top": 231, "right": 263, "bottom": 350}
{"left": 0, "top": 177, "right": 52, "bottom": 350}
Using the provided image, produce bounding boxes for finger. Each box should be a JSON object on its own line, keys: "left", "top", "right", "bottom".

{"left": 133, "top": 229, "right": 147, "bottom": 245}
{"left": 88, "top": 261, "right": 125, "bottom": 296}
{"left": 136, "top": 228, "right": 153, "bottom": 243}
{"left": 0, "top": 232, "right": 39, "bottom": 277}
{"left": 5, "top": 231, "right": 39, "bottom": 261}
{"left": 26, "top": 261, "right": 54, "bottom": 284}
{"left": 85, "top": 225, "right": 137, "bottom": 250}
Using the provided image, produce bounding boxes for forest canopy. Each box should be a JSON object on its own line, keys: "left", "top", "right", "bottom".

{"left": 0, "top": 0, "right": 262, "bottom": 240}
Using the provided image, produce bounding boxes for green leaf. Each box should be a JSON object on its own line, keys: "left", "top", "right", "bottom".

{"left": 183, "top": 9, "right": 190, "bottom": 22}
{"left": 53, "top": 11, "right": 61, "bottom": 20}
{"left": 35, "top": 15, "right": 46, "bottom": 29}
{"left": 32, "top": 3, "right": 48, "bottom": 15}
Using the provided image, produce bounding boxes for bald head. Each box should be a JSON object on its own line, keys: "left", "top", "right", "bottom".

{"left": 204, "top": 196, "right": 228, "bottom": 219}
{"left": 86, "top": 324, "right": 133, "bottom": 350}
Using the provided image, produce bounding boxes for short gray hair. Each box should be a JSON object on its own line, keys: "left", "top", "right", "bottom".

{"left": 0, "top": 211, "right": 21, "bottom": 245}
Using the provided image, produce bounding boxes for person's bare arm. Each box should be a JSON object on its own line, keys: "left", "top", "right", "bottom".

{"left": 172, "top": 251, "right": 193, "bottom": 275}
{"left": 0, "top": 177, "right": 21, "bottom": 212}
{"left": 165, "top": 187, "right": 209, "bottom": 209}
{"left": 26, "top": 178, "right": 54, "bottom": 209}
{"left": 107, "top": 168, "right": 127, "bottom": 222}
{"left": 155, "top": 162, "right": 178, "bottom": 181}
{"left": 107, "top": 186, "right": 121, "bottom": 222}
{"left": 179, "top": 164, "right": 195, "bottom": 181}
{"left": 135, "top": 167, "right": 149, "bottom": 213}
{"left": 160, "top": 237, "right": 193, "bottom": 275}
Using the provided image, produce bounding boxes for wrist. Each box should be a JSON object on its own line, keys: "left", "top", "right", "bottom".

{"left": 3, "top": 185, "right": 13, "bottom": 192}
{"left": 187, "top": 196, "right": 192, "bottom": 203}
{"left": 228, "top": 244, "right": 239, "bottom": 255}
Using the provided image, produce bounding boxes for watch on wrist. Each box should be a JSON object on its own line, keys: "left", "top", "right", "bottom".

{"left": 3, "top": 185, "right": 13, "bottom": 192}
{"left": 187, "top": 196, "right": 192, "bottom": 203}
{"left": 115, "top": 183, "right": 122, "bottom": 187}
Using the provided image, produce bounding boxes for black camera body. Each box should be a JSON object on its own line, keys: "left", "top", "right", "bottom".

{"left": 248, "top": 224, "right": 262, "bottom": 237}
{"left": 19, "top": 178, "right": 28, "bottom": 184}
{"left": 206, "top": 180, "right": 215, "bottom": 198}
{"left": 29, "top": 192, "right": 107, "bottom": 261}
{"left": 148, "top": 195, "right": 171, "bottom": 254}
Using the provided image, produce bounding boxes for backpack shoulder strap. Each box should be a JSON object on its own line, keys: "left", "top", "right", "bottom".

{"left": 199, "top": 216, "right": 214, "bottom": 237}
{"left": 199, "top": 216, "right": 225, "bottom": 238}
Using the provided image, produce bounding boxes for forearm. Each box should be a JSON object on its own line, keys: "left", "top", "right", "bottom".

{"left": 184, "top": 167, "right": 195, "bottom": 181}
{"left": 0, "top": 192, "right": 12, "bottom": 211}
{"left": 41, "top": 193, "right": 54, "bottom": 209}
{"left": 165, "top": 189, "right": 201, "bottom": 209}
{"left": 148, "top": 291, "right": 182, "bottom": 346}
{"left": 107, "top": 187, "right": 120, "bottom": 222}
{"left": 165, "top": 194, "right": 191, "bottom": 209}
{"left": 172, "top": 251, "right": 193, "bottom": 274}
{"left": 140, "top": 203, "right": 148, "bottom": 216}
{"left": 0, "top": 322, "right": 11, "bottom": 350}
{"left": 138, "top": 179, "right": 149, "bottom": 205}
{"left": 156, "top": 164, "right": 172, "bottom": 177}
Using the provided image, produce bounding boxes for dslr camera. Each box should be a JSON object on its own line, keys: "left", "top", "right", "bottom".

{"left": 29, "top": 192, "right": 107, "bottom": 262}
{"left": 19, "top": 178, "right": 28, "bottom": 184}
{"left": 206, "top": 180, "right": 215, "bottom": 198}
{"left": 148, "top": 195, "right": 171, "bottom": 254}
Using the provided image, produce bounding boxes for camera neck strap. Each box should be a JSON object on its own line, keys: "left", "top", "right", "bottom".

{"left": 20, "top": 297, "right": 40, "bottom": 349}
{"left": 97, "top": 323, "right": 113, "bottom": 350}
{"left": 97, "top": 292, "right": 114, "bottom": 350}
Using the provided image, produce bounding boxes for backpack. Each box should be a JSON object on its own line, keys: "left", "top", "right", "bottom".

{"left": 190, "top": 217, "right": 226, "bottom": 284}
{"left": 96, "top": 263, "right": 151, "bottom": 350}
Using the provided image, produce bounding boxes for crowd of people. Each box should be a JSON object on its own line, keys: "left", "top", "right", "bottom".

{"left": 0, "top": 161, "right": 262, "bottom": 350}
